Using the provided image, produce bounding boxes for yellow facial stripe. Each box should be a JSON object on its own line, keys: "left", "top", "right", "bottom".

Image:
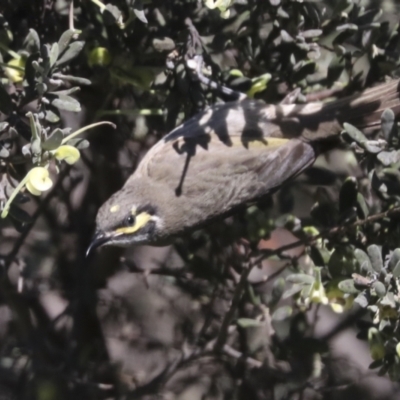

{"left": 114, "top": 212, "right": 152, "bottom": 235}
{"left": 131, "top": 206, "right": 137, "bottom": 215}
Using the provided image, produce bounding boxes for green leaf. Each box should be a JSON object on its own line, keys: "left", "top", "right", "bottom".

{"left": 379, "top": 364, "right": 391, "bottom": 379}
{"left": 380, "top": 293, "right": 396, "bottom": 307}
{"left": 24, "top": 53, "right": 38, "bottom": 87}
{"left": 392, "top": 260, "right": 400, "bottom": 278}
{"left": 280, "top": 30, "right": 294, "bottom": 43}
{"left": 41, "top": 44, "right": 51, "bottom": 75}
{"left": 31, "top": 138, "right": 41, "bottom": 156}
{"left": 379, "top": 319, "right": 391, "bottom": 332}
{"left": 24, "top": 28, "right": 40, "bottom": 53}
{"left": 286, "top": 273, "right": 314, "bottom": 285}
{"left": 377, "top": 151, "right": 400, "bottom": 166}
{"left": 51, "top": 95, "right": 81, "bottom": 112}
{"left": 300, "top": 283, "right": 313, "bottom": 298}
{"left": 363, "top": 141, "right": 384, "bottom": 154}
{"left": 309, "top": 246, "right": 329, "bottom": 267}
{"left": 21, "top": 144, "right": 31, "bottom": 156}
{"left": 49, "top": 87, "right": 80, "bottom": 97}
{"left": 372, "top": 281, "right": 386, "bottom": 297}
{"left": 356, "top": 8, "right": 382, "bottom": 25}
{"left": 55, "top": 41, "right": 84, "bottom": 67}
{"left": 237, "top": 318, "right": 265, "bottom": 328}
{"left": 0, "top": 122, "right": 9, "bottom": 132}
{"left": 42, "top": 128, "right": 63, "bottom": 150}
{"left": 294, "top": 63, "right": 316, "bottom": 82}
{"left": 49, "top": 42, "right": 59, "bottom": 67}
{"left": 354, "top": 293, "right": 369, "bottom": 308}
{"left": 342, "top": 122, "right": 367, "bottom": 145}
{"left": 282, "top": 284, "right": 302, "bottom": 299}
{"left": 152, "top": 37, "right": 175, "bottom": 52}
{"left": 369, "top": 359, "right": 384, "bottom": 370}
{"left": 355, "top": 255, "right": 375, "bottom": 273}
{"left": 44, "top": 109, "right": 60, "bottom": 123}
{"left": 58, "top": 29, "right": 76, "bottom": 54}
{"left": 367, "top": 245, "right": 383, "bottom": 273}
{"left": 103, "top": 4, "right": 122, "bottom": 25}
{"left": 356, "top": 193, "right": 369, "bottom": 219}
{"left": 336, "top": 23, "right": 358, "bottom": 31}
{"left": 27, "top": 111, "right": 40, "bottom": 140}
{"left": 72, "top": 139, "right": 89, "bottom": 150}
{"left": 52, "top": 74, "right": 91, "bottom": 85}
{"left": 0, "top": 147, "right": 10, "bottom": 158}
{"left": 299, "top": 29, "right": 322, "bottom": 38}
{"left": 270, "top": 277, "right": 285, "bottom": 305}
{"left": 228, "top": 76, "right": 252, "bottom": 92}
{"left": 36, "top": 82, "right": 47, "bottom": 96}
{"left": 338, "top": 279, "right": 360, "bottom": 294}
{"left": 272, "top": 306, "right": 292, "bottom": 321}
{"left": 133, "top": 2, "right": 148, "bottom": 24}
{"left": 381, "top": 108, "right": 396, "bottom": 141}
{"left": 389, "top": 249, "right": 400, "bottom": 271}
{"left": 328, "top": 248, "right": 355, "bottom": 277}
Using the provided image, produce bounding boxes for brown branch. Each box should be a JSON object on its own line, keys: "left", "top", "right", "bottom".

{"left": 254, "top": 206, "right": 400, "bottom": 265}
{"left": 222, "top": 344, "right": 262, "bottom": 368}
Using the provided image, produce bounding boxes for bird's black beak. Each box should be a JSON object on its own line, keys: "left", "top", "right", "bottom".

{"left": 86, "top": 231, "right": 110, "bottom": 257}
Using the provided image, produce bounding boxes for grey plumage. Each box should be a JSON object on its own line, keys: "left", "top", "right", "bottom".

{"left": 91, "top": 79, "right": 400, "bottom": 250}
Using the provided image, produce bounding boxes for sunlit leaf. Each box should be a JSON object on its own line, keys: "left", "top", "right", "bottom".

{"left": 53, "top": 145, "right": 80, "bottom": 164}
{"left": 26, "top": 167, "right": 53, "bottom": 195}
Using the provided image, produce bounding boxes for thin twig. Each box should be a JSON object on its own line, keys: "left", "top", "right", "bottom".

{"left": 222, "top": 344, "right": 262, "bottom": 368}
{"left": 69, "top": 0, "right": 74, "bottom": 31}
{"left": 196, "top": 282, "right": 220, "bottom": 345}
{"left": 214, "top": 259, "right": 256, "bottom": 351}
{"left": 254, "top": 206, "right": 400, "bottom": 265}
{"left": 3, "top": 168, "right": 70, "bottom": 268}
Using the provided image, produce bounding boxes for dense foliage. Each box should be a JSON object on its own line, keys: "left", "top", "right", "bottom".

{"left": 2, "top": 0, "right": 400, "bottom": 399}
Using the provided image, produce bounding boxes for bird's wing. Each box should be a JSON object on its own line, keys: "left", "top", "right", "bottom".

{"left": 134, "top": 100, "right": 316, "bottom": 216}
{"left": 131, "top": 80, "right": 400, "bottom": 223}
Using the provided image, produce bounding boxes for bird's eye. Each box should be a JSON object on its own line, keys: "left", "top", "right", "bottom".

{"left": 125, "top": 215, "right": 135, "bottom": 226}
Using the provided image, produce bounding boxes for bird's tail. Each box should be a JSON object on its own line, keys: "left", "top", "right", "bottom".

{"left": 273, "top": 79, "right": 400, "bottom": 143}
{"left": 335, "top": 79, "right": 400, "bottom": 132}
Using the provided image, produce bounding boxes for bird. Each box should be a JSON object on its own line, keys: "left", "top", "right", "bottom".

{"left": 87, "top": 79, "right": 400, "bottom": 255}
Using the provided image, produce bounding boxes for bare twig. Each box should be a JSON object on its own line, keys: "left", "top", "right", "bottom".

{"left": 254, "top": 206, "right": 400, "bottom": 265}
{"left": 69, "top": 0, "right": 74, "bottom": 31}
{"left": 196, "top": 282, "right": 220, "bottom": 345}
{"left": 214, "top": 258, "right": 256, "bottom": 351}
{"left": 222, "top": 344, "right": 262, "bottom": 368}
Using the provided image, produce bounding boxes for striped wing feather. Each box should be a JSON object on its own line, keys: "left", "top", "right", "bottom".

{"left": 135, "top": 103, "right": 316, "bottom": 220}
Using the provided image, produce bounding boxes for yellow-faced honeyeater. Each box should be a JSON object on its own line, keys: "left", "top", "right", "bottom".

{"left": 87, "top": 80, "right": 400, "bottom": 253}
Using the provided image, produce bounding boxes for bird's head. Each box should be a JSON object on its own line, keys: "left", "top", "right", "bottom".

{"left": 87, "top": 180, "right": 163, "bottom": 255}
